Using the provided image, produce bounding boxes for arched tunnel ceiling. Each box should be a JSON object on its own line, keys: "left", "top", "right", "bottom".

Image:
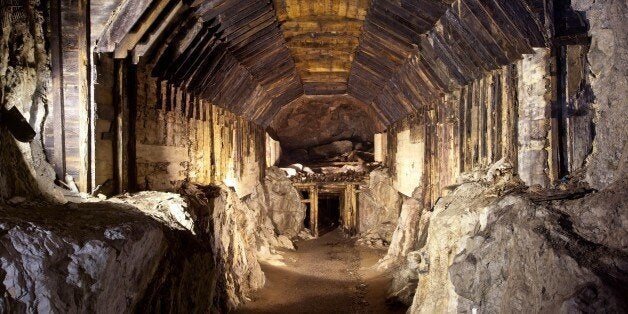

{"left": 96, "top": 0, "right": 551, "bottom": 127}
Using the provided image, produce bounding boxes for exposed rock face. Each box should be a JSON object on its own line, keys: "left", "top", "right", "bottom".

{"left": 377, "top": 197, "right": 430, "bottom": 270}
{"left": 178, "top": 184, "right": 269, "bottom": 310}
{"left": 571, "top": 0, "right": 628, "bottom": 190}
{"left": 406, "top": 179, "right": 628, "bottom": 313}
{"left": 0, "top": 182, "right": 303, "bottom": 312}
{"left": 281, "top": 140, "right": 375, "bottom": 165}
{"left": 246, "top": 167, "right": 306, "bottom": 238}
{"left": 0, "top": 194, "right": 217, "bottom": 313}
{"left": 204, "top": 187, "right": 266, "bottom": 309}
{"left": 387, "top": 251, "right": 428, "bottom": 305}
{"left": 270, "top": 95, "right": 382, "bottom": 150}
{"left": 309, "top": 140, "right": 354, "bottom": 159}
{"left": 357, "top": 169, "right": 402, "bottom": 246}
{"left": 0, "top": 0, "right": 63, "bottom": 202}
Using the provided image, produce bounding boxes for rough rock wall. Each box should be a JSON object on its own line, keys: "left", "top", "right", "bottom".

{"left": 0, "top": 180, "right": 294, "bottom": 313}
{"left": 246, "top": 167, "right": 306, "bottom": 238}
{"left": 204, "top": 186, "right": 265, "bottom": 310}
{"left": 0, "top": 194, "right": 218, "bottom": 313}
{"left": 181, "top": 179, "right": 302, "bottom": 310}
{"left": 377, "top": 197, "right": 430, "bottom": 272}
{"left": 571, "top": 0, "right": 628, "bottom": 190}
{"left": 358, "top": 169, "right": 402, "bottom": 244}
{"left": 270, "top": 95, "right": 383, "bottom": 149}
{"left": 0, "top": 0, "right": 63, "bottom": 201}
{"left": 405, "top": 179, "right": 627, "bottom": 313}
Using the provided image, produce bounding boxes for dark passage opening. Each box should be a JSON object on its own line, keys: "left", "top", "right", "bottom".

{"left": 301, "top": 190, "right": 311, "bottom": 229}
{"left": 318, "top": 194, "right": 341, "bottom": 236}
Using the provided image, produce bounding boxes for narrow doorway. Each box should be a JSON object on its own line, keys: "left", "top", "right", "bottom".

{"left": 318, "top": 194, "right": 341, "bottom": 235}
{"left": 301, "top": 190, "right": 311, "bottom": 229}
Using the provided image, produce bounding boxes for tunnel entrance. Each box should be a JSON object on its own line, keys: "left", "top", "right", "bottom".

{"left": 317, "top": 194, "right": 341, "bottom": 236}
{"left": 295, "top": 183, "right": 358, "bottom": 237}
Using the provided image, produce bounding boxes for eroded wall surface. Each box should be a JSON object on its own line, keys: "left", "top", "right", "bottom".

{"left": 0, "top": 0, "right": 63, "bottom": 201}
{"left": 572, "top": 0, "right": 628, "bottom": 190}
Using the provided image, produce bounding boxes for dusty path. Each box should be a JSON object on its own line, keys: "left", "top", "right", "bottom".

{"left": 234, "top": 229, "right": 407, "bottom": 314}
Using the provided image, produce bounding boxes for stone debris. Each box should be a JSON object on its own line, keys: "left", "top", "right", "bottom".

{"left": 249, "top": 167, "right": 306, "bottom": 238}
{"left": 298, "top": 228, "right": 315, "bottom": 240}
{"left": 356, "top": 233, "right": 388, "bottom": 248}
{"left": 280, "top": 167, "right": 298, "bottom": 178}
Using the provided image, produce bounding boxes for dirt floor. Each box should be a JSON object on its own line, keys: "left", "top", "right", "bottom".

{"left": 234, "top": 229, "right": 407, "bottom": 314}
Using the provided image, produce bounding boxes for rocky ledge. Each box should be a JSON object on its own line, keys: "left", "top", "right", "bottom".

{"left": 0, "top": 195, "right": 217, "bottom": 313}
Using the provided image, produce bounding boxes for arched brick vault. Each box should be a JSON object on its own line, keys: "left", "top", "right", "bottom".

{"left": 96, "top": 0, "right": 551, "bottom": 127}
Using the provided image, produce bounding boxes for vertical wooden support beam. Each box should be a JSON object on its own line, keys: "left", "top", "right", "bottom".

{"left": 343, "top": 184, "right": 357, "bottom": 235}
{"left": 78, "top": 0, "right": 91, "bottom": 192}
{"left": 457, "top": 89, "right": 466, "bottom": 173}
{"left": 492, "top": 70, "right": 503, "bottom": 161}
{"left": 310, "top": 185, "right": 319, "bottom": 237}
{"left": 49, "top": 0, "right": 66, "bottom": 178}
{"left": 126, "top": 59, "right": 137, "bottom": 192}
{"left": 504, "top": 64, "right": 519, "bottom": 166}
{"left": 553, "top": 45, "right": 570, "bottom": 179}
{"left": 113, "top": 59, "right": 128, "bottom": 193}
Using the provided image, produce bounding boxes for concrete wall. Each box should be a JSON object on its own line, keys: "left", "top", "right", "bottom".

{"left": 133, "top": 68, "right": 266, "bottom": 196}
{"left": 517, "top": 48, "right": 552, "bottom": 188}
{"left": 41, "top": 0, "right": 91, "bottom": 191}
{"left": 393, "top": 129, "right": 424, "bottom": 197}
{"left": 265, "top": 134, "right": 281, "bottom": 167}
{"left": 374, "top": 133, "right": 387, "bottom": 163}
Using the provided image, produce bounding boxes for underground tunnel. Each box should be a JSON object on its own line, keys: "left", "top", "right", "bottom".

{"left": 0, "top": 0, "right": 627, "bottom": 312}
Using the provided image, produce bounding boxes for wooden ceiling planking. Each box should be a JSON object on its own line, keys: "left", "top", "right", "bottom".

{"left": 273, "top": 0, "right": 369, "bottom": 95}
{"left": 108, "top": 0, "right": 304, "bottom": 125}
{"left": 98, "top": 0, "right": 553, "bottom": 127}
{"left": 347, "top": 0, "right": 455, "bottom": 111}
{"left": 347, "top": 0, "right": 551, "bottom": 126}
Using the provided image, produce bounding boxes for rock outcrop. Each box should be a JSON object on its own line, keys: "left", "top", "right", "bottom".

{"left": 357, "top": 169, "right": 403, "bottom": 247}
{"left": 247, "top": 167, "right": 306, "bottom": 238}
{"left": 0, "top": 194, "right": 218, "bottom": 313}
{"left": 270, "top": 95, "right": 382, "bottom": 150}
{"left": 0, "top": 180, "right": 304, "bottom": 313}
{"left": 377, "top": 196, "right": 430, "bottom": 270}
{"left": 0, "top": 0, "right": 64, "bottom": 202}
{"left": 403, "top": 178, "right": 628, "bottom": 313}
{"left": 571, "top": 0, "right": 628, "bottom": 190}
